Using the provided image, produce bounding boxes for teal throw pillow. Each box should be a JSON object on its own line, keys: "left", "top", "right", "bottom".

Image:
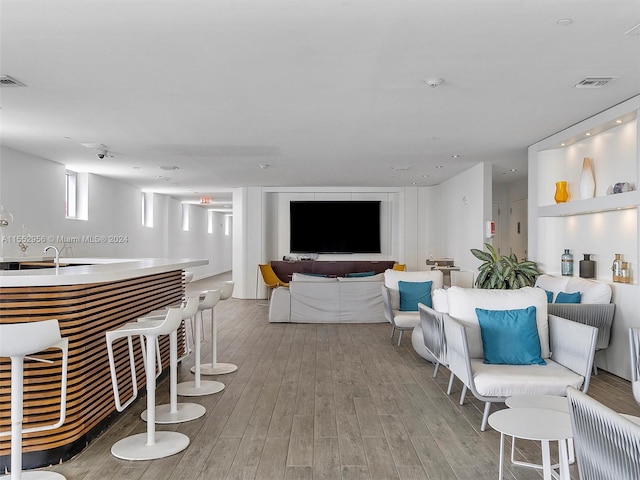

{"left": 398, "top": 280, "right": 432, "bottom": 311}
{"left": 555, "top": 291, "right": 581, "bottom": 304}
{"left": 476, "top": 306, "right": 546, "bottom": 365}
{"left": 537, "top": 286, "right": 553, "bottom": 303}
{"left": 346, "top": 271, "right": 375, "bottom": 278}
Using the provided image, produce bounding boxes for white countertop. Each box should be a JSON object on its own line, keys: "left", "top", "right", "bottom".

{"left": 0, "top": 257, "right": 208, "bottom": 287}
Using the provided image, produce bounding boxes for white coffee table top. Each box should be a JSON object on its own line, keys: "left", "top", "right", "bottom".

{"left": 506, "top": 394, "right": 568, "bottom": 413}
{"left": 488, "top": 408, "right": 572, "bottom": 441}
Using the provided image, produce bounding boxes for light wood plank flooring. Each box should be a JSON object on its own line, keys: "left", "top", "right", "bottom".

{"left": 47, "top": 274, "right": 640, "bottom": 480}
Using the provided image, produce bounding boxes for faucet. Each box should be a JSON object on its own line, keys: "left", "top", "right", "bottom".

{"left": 44, "top": 245, "right": 60, "bottom": 270}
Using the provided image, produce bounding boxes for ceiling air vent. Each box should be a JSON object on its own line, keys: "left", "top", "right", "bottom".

{"left": 0, "top": 75, "right": 27, "bottom": 87}
{"left": 573, "top": 76, "right": 617, "bottom": 88}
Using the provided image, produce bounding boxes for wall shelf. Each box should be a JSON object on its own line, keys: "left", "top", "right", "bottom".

{"left": 538, "top": 190, "right": 640, "bottom": 217}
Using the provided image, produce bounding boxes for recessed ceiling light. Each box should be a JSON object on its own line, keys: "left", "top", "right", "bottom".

{"left": 510, "top": 168, "right": 517, "bottom": 172}
{"left": 422, "top": 174, "right": 429, "bottom": 178}
{"left": 560, "top": 143, "right": 566, "bottom": 146}
{"left": 451, "top": 154, "right": 460, "bottom": 158}
{"left": 260, "top": 164, "right": 270, "bottom": 169}
{"left": 616, "top": 119, "right": 623, "bottom": 124}
{"left": 435, "top": 165, "right": 443, "bottom": 169}
{"left": 585, "top": 132, "right": 591, "bottom": 136}
{"left": 391, "top": 166, "right": 410, "bottom": 171}
{"left": 557, "top": 18, "right": 573, "bottom": 25}
{"left": 160, "top": 165, "right": 179, "bottom": 171}
{"left": 132, "top": 166, "right": 140, "bottom": 170}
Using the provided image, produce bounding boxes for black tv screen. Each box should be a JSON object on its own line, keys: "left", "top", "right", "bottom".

{"left": 289, "top": 201, "right": 381, "bottom": 253}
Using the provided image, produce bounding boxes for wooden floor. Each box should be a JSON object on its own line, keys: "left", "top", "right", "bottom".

{"left": 47, "top": 274, "right": 640, "bottom": 480}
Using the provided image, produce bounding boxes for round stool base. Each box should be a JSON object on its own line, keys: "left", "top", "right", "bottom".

{"left": 193, "top": 362, "right": 238, "bottom": 375}
{"left": 1, "top": 472, "right": 66, "bottom": 480}
{"left": 141, "top": 402, "right": 206, "bottom": 424}
{"left": 177, "top": 380, "right": 225, "bottom": 396}
{"left": 111, "top": 431, "right": 189, "bottom": 460}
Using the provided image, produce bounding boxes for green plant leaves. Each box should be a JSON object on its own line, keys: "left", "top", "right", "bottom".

{"left": 472, "top": 242, "right": 541, "bottom": 289}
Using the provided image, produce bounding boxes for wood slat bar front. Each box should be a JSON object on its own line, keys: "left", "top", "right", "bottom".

{"left": 0, "top": 270, "right": 186, "bottom": 469}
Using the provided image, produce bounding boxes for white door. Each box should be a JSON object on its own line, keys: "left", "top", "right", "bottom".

{"left": 492, "top": 203, "right": 502, "bottom": 255}
{"left": 510, "top": 199, "right": 528, "bottom": 260}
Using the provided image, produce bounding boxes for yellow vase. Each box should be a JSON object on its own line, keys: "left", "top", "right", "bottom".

{"left": 554, "top": 181, "right": 569, "bottom": 203}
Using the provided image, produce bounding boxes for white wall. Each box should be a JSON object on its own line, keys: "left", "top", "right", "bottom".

{"left": 236, "top": 165, "right": 488, "bottom": 298}
{"left": 0, "top": 146, "right": 232, "bottom": 280}
{"left": 439, "top": 163, "right": 492, "bottom": 272}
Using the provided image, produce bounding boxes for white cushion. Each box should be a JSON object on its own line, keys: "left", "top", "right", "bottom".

{"left": 565, "top": 277, "right": 612, "bottom": 304}
{"left": 446, "top": 286, "right": 549, "bottom": 359}
{"left": 471, "top": 358, "right": 584, "bottom": 398}
{"left": 337, "top": 273, "right": 384, "bottom": 282}
{"left": 432, "top": 288, "right": 449, "bottom": 313}
{"left": 292, "top": 273, "right": 337, "bottom": 282}
{"left": 384, "top": 269, "right": 444, "bottom": 310}
{"left": 391, "top": 310, "right": 420, "bottom": 328}
{"left": 535, "top": 274, "right": 570, "bottom": 301}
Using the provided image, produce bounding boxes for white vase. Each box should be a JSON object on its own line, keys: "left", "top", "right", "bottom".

{"left": 579, "top": 157, "right": 595, "bottom": 199}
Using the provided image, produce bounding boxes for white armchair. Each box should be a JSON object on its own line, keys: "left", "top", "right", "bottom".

{"left": 440, "top": 286, "right": 598, "bottom": 431}
{"left": 567, "top": 386, "right": 640, "bottom": 479}
{"left": 381, "top": 269, "right": 443, "bottom": 346}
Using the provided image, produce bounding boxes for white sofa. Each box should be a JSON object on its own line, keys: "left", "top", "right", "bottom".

{"left": 269, "top": 273, "right": 386, "bottom": 323}
{"left": 422, "top": 286, "right": 598, "bottom": 431}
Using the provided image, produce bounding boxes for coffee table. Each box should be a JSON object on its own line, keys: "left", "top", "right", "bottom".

{"left": 488, "top": 407, "right": 572, "bottom": 480}
{"left": 506, "top": 394, "right": 575, "bottom": 466}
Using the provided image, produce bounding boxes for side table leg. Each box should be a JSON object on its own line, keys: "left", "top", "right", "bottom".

{"left": 558, "top": 440, "right": 570, "bottom": 480}
{"left": 498, "top": 432, "right": 505, "bottom": 480}
{"left": 541, "top": 439, "right": 552, "bottom": 480}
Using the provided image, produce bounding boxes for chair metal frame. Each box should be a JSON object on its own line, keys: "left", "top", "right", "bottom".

{"left": 629, "top": 327, "right": 640, "bottom": 405}
{"left": 567, "top": 386, "right": 640, "bottom": 479}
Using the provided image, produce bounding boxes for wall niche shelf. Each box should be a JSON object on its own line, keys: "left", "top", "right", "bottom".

{"left": 528, "top": 94, "right": 639, "bottom": 380}
{"left": 538, "top": 190, "right": 640, "bottom": 217}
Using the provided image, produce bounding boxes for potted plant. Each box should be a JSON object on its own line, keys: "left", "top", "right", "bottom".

{"left": 471, "top": 243, "right": 541, "bottom": 289}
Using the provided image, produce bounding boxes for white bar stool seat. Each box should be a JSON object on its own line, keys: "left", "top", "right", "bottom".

{"left": 137, "top": 297, "right": 206, "bottom": 424}
{"left": 0, "top": 319, "right": 68, "bottom": 480}
{"left": 105, "top": 308, "right": 189, "bottom": 460}
{"left": 178, "top": 289, "right": 225, "bottom": 396}
{"left": 195, "top": 282, "right": 238, "bottom": 376}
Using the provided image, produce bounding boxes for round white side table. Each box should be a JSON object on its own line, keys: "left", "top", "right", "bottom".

{"left": 488, "top": 407, "right": 572, "bottom": 480}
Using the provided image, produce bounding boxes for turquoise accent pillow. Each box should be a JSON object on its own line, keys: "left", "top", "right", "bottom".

{"left": 346, "top": 271, "right": 375, "bottom": 278}
{"left": 555, "top": 291, "right": 581, "bottom": 304}
{"left": 476, "top": 306, "right": 546, "bottom": 365}
{"left": 398, "top": 280, "right": 432, "bottom": 311}
{"left": 537, "top": 287, "right": 553, "bottom": 303}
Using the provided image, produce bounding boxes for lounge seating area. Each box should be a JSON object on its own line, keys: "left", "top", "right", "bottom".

{"left": 26, "top": 273, "right": 640, "bottom": 480}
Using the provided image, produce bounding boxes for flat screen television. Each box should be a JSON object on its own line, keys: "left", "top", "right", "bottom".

{"left": 289, "top": 201, "right": 381, "bottom": 254}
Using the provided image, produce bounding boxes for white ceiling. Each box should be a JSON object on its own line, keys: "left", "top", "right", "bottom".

{"left": 1, "top": 0, "right": 639, "bottom": 207}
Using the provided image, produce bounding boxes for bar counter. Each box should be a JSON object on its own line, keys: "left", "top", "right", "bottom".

{"left": 0, "top": 258, "right": 207, "bottom": 470}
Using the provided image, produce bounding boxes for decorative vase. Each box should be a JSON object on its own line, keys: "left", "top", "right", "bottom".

{"left": 561, "top": 249, "right": 573, "bottom": 276}
{"left": 579, "top": 157, "right": 595, "bottom": 199}
{"left": 579, "top": 254, "right": 595, "bottom": 278}
{"left": 554, "top": 181, "right": 569, "bottom": 203}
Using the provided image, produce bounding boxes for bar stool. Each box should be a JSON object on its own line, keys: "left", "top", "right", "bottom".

{"left": 197, "top": 282, "right": 237, "bottom": 376}
{"left": 0, "top": 319, "right": 68, "bottom": 480}
{"left": 105, "top": 308, "right": 189, "bottom": 460}
{"left": 138, "top": 297, "right": 206, "bottom": 424}
{"left": 177, "top": 289, "right": 225, "bottom": 396}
